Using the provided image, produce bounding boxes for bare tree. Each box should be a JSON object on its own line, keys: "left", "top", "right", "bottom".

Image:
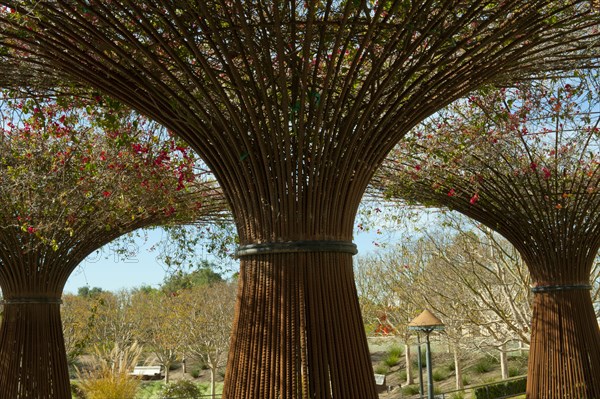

{"left": 131, "top": 291, "right": 187, "bottom": 383}
{"left": 180, "top": 281, "right": 237, "bottom": 399}
{"left": 355, "top": 239, "right": 434, "bottom": 387}
{"left": 61, "top": 293, "right": 100, "bottom": 365}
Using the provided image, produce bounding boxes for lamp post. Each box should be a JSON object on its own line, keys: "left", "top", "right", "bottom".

{"left": 409, "top": 310, "right": 445, "bottom": 399}
{"left": 416, "top": 333, "right": 424, "bottom": 399}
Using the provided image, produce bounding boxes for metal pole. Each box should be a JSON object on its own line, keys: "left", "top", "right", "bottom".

{"left": 426, "top": 331, "right": 434, "bottom": 399}
{"left": 417, "top": 333, "right": 424, "bottom": 399}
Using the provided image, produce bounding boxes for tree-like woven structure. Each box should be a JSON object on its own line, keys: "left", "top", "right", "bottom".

{"left": 378, "top": 73, "right": 600, "bottom": 398}
{"left": 1, "top": 2, "right": 599, "bottom": 398}
{"left": 0, "top": 93, "right": 225, "bottom": 398}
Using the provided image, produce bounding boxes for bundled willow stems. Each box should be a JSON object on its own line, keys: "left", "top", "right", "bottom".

{"left": 378, "top": 74, "right": 600, "bottom": 397}
{"left": 1, "top": 1, "right": 599, "bottom": 398}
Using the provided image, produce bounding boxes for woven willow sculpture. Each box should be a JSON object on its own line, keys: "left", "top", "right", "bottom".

{"left": 1, "top": 2, "right": 599, "bottom": 398}
{"left": 0, "top": 94, "right": 225, "bottom": 398}
{"left": 378, "top": 75, "right": 600, "bottom": 398}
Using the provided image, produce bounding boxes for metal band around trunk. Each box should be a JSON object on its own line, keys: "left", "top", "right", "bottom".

{"left": 531, "top": 284, "right": 592, "bottom": 293}
{"left": 235, "top": 240, "right": 358, "bottom": 258}
{"left": 2, "top": 297, "right": 63, "bottom": 305}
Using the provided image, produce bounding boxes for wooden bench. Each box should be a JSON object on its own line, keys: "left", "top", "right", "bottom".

{"left": 129, "top": 365, "right": 162, "bottom": 379}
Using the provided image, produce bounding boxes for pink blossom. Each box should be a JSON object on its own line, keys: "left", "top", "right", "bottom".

{"left": 542, "top": 167, "right": 551, "bottom": 179}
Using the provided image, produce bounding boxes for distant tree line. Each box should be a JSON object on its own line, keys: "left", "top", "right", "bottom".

{"left": 63, "top": 265, "right": 236, "bottom": 399}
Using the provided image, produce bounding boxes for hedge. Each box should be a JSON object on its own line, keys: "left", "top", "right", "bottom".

{"left": 474, "top": 377, "right": 526, "bottom": 399}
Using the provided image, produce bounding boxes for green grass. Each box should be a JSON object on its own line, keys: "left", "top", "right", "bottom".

{"left": 508, "top": 366, "right": 523, "bottom": 377}
{"left": 473, "top": 355, "right": 497, "bottom": 374}
{"left": 402, "top": 385, "right": 421, "bottom": 395}
{"left": 398, "top": 369, "right": 407, "bottom": 382}
{"left": 462, "top": 375, "right": 470, "bottom": 386}
{"left": 135, "top": 382, "right": 163, "bottom": 399}
{"left": 388, "top": 344, "right": 404, "bottom": 358}
{"left": 432, "top": 368, "right": 449, "bottom": 382}
{"left": 135, "top": 382, "right": 225, "bottom": 399}
{"left": 191, "top": 368, "right": 201, "bottom": 378}
{"left": 374, "top": 363, "right": 390, "bottom": 375}
{"left": 384, "top": 353, "right": 400, "bottom": 367}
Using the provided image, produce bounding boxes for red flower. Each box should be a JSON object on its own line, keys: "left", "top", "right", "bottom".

{"left": 470, "top": 193, "right": 479, "bottom": 205}
{"left": 542, "top": 167, "right": 551, "bottom": 179}
{"left": 27, "top": 226, "right": 37, "bottom": 234}
{"left": 447, "top": 188, "right": 456, "bottom": 197}
{"left": 102, "top": 191, "right": 111, "bottom": 198}
{"left": 530, "top": 162, "right": 537, "bottom": 171}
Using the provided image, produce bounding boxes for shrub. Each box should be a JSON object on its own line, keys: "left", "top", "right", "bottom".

{"left": 508, "top": 366, "right": 522, "bottom": 377}
{"left": 462, "top": 375, "right": 470, "bottom": 386}
{"left": 474, "top": 355, "right": 496, "bottom": 374}
{"left": 389, "top": 344, "right": 404, "bottom": 358}
{"left": 446, "top": 361, "right": 456, "bottom": 372}
{"left": 402, "top": 385, "right": 421, "bottom": 395}
{"left": 77, "top": 342, "right": 142, "bottom": 399}
{"left": 160, "top": 380, "right": 202, "bottom": 399}
{"left": 398, "top": 370, "right": 407, "bottom": 381}
{"left": 432, "top": 368, "right": 449, "bottom": 382}
{"left": 509, "top": 353, "right": 529, "bottom": 372}
{"left": 136, "top": 382, "right": 164, "bottom": 399}
{"left": 384, "top": 354, "right": 400, "bottom": 368}
{"left": 190, "top": 368, "right": 201, "bottom": 379}
{"left": 508, "top": 352, "right": 529, "bottom": 363}
{"left": 412, "top": 351, "right": 427, "bottom": 369}
{"left": 79, "top": 378, "right": 140, "bottom": 399}
{"left": 474, "top": 377, "right": 527, "bottom": 399}
{"left": 450, "top": 391, "right": 466, "bottom": 399}
{"left": 374, "top": 363, "right": 390, "bottom": 375}
{"left": 71, "top": 382, "right": 84, "bottom": 399}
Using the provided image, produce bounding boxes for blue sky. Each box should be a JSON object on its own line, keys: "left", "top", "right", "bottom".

{"left": 63, "top": 226, "right": 387, "bottom": 294}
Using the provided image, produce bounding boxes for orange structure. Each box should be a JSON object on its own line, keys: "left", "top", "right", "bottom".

{"left": 1, "top": 2, "right": 599, "bottom": 398}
